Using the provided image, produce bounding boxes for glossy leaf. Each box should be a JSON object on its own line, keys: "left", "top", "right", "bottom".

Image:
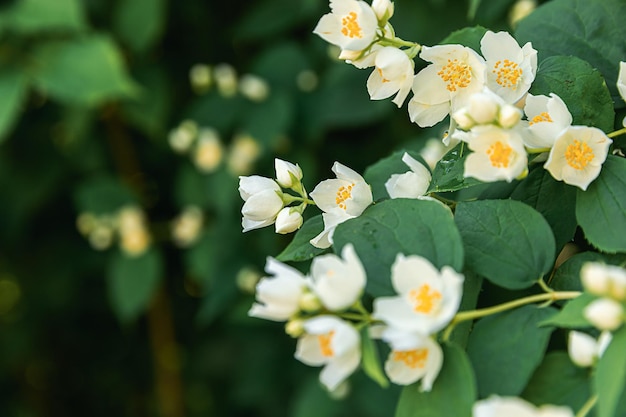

{"left": 276, "top": 215, "right": 326, "bottom": 262}
{"left": 539, "top": 293, "right": 594, "bottom": 329}
{"left": 428, "top": 142, "right": 483, "bottom": 193}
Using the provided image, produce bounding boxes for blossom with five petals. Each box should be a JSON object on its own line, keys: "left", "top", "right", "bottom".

{"left": 309, "top": 162, "right": 373, "bottom": 249}
{"left": 543, "top": 126, "right": 612, "bottom": 190}
{"left": 473, "top": 396, "right": 574, "bottom": 417}
{"left": 523, "top": 93, "right": 572, "bottom": 149}
{"left": 295, "top": 315, "right": 361, "bottom": 391}
{"left": 313, "top": 0, "right": 379, "bottom": 52}
{"left": 367, "top": 46, "right": 415, "bottom": 107}
{"left": 239, "top": 176, "right": 284, "bottom": 232}
{"left": 385, "top": 152, "right": 432, "bottom": 199}
{"left": 373, "top": 254, "right": 464, "bottom": 335}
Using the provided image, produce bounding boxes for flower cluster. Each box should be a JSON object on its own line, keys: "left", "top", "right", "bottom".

{"left": 248, "top": 245, "right": 464, "bottom": 392}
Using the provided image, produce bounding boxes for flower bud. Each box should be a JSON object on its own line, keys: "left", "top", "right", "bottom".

{"left": 275, "top": 207, "right": 304, "bottom": 234}
{"left": 451, "top": 109, "right": 475, "bottom": 130}
{"left": 468, "top": 92, "right": 499, "bottom": 124}
{"left": 568, "top": 331, "right": 597, "bottom": 367}
{"left": 498, "top": 104, "right": 523, "bottom": 128}
{"left": 584, "top": 297, "right": 624, "bottom": 331}
{"left": 371, "top": 0, "right": 394, "bottom": 23}
{"left": 581, "top": 262, "right": 611, "bottom": 295}
{"left": 213, "top": 63, "right": 238, "bottom": 97}
{"left": 275, "top": 158, "right": 303, "bottom": 188}
{"left": 298, "top": 291, "right": 322, "bottom": 313}
{"left": 239, "top": 74, "right": 270, "bottom": 102}
{"left": 285, "top": 319, "right": 305, "bottom": 338}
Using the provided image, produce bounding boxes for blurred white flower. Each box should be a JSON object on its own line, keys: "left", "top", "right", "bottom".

{"left": 309, "top": 243, "right": 366, "bottom": 311}
{"left": 227, "top": 133, "right": 262, "bottom": 176}
{"left": 567, "top": 330, "right": 612, "bottom": 368}
{"left": 193, "top": 128, "right": 223, "bottom": 173}
{"left": 213, "top": 63, "right": 238, "bottom": 97}
{"left": 581, "top": 262, "right": 626, "bottom": 301}
{"left": 171, "top": 206, "right": 203, "bottom": 247}
{"left": 189, "top": 64, "right": 212, "bottom": 94}
{"left": 117, "top": 206, "right": 151, "bottom": 257}
{"left": 168, "top": 119, "right": 198, "bottom": 154}
{"left": 373, "top": 254, "right": 464, "bottom": 335}
{"left": 473, "top": 395, "right": 574, "bottom": 417}
{"left": 543, "top": 126, "right": 612, "bottom": 191}
{"left": 584, "top": 297, "right": 624, "bottom": 331}
{"left": 295, "top": 315, "right": 361, "bottom": 391}
{"left": 239, "top": 74, "right": 270, "bottom": 102}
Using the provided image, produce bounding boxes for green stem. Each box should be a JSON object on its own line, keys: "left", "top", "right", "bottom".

{"left": 575, "top": 394, "right": 597, "bottom": 417}
{"left": 537, "top": 278, "right": 553, "bottom": 293}
{"left": 607, "top": 127, "right": 626, "bottom": 138}
{"left": 442, "top": 290, "right": 581, "bottom": 342}
{"left": 282, "top": 193, "right": 315, "bottom": 205}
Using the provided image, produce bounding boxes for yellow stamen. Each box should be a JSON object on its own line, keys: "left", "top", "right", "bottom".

{"left": 409, "top": 284, "right": 442, "bottom": 314}
{"left": 487, "top": 141, "right": 512, "bottom": 168}
{"left": 438, "top": 59, "right": 472, "bottom": 92}
{"left": 341, "top": 12, "right": 362, "bottom": 39}
{"left": 528, "top": 111, "right": 553, "bottom": 125}
{"left": 335, "top": 183, "right": 354, "bottom": 210}
{"left": 492, "top": 59, "right": 522, "bottom": 89}
{"left": 377, "top": 68, "right": 390, "bottom": 83}
{"left": 393, "top": 349, "right": 429, "bottom": 369}
{"left": 565, "top": 140, "right": 594, "bottom": 170}
{"left": 318, "top": 331, "right": 335, "bottom": 357}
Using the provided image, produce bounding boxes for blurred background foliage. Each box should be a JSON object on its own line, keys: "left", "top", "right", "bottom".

{"left": 0, "top": 0, "right": 538, "bottom": 416}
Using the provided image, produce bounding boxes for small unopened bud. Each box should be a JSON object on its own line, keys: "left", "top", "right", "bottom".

{"left": 189, "top": 64, "right": 212, "bottom": 94}
{"left": 285, "top": 319, "right": 305, "bottom": 338}
{"left": 168, "top": 120, "right": 198, "bottom": 153}
{"left": 275, "top": 207, "right": 303, "bottom": 234}
{"left": 213, "top": 63, "right": 238, "bottom": 97}
{"left": 584, "top": 297, "right": 624, "bottom": 331}
{"left": 568, "top": 331, "right": 597, "bottom": 367}
{"left": 298, "top": 292, "right": 322, "bottom": 313}
{"left": 498, "top": 104, "right": 523, "bottom": 128}
{"left": 193, "top": 128, "right": 223, "bottom": 173}
{"left": 468, "top": 92, "right": 499, "bottom": 124}
{"left": 509, "top": 0, "right": 537, "bottom": 28}
{"left": 76, "top": 212, "right": 97, "bottom": 236}
{"left": 275, "top": 159, "right": 303, "bottom": 188}
{"left": 371, "top": 0, "right": 394, "bottom": 23}
{"left": 451, "top": 109, "right": 475, "bottom": 130}
{"left": 227, "top": 133, "right": 262, "bottom": 176}
{"left": 581, "top": 262, "right": 611, "bottom": 296}
{"left": 88, "top": 225, "right": 114, "bottom": 250}
{"left": 239, "top": 74, "right": 270, "bottom": 102}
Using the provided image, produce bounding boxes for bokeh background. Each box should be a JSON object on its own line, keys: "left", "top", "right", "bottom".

{"left": 0, "top": 0, "right": 532, "bottom": 415}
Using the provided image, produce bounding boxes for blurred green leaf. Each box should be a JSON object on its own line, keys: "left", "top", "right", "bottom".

{"left": 30, "top": 34, "right": 138, "bottom": 106}
{"left": 106, "top": 249, "right": 163, "bottom": 324}
{"left": 0, "top": 67, "right": 27, "bottom": 143}
{"left": 595, "top": 326, "right": 626, "bottom": 417}
{"left": 360, "top": 327, "right": 389, "bottom": 388}
{"left": 576, "top": 156, "right": 626, "bottom": 253}
{"left": 122, "top": 66, "right": 171, "bottom": 138}
{"left": 364, "top": 149, "right": 428, "bottom": 202}
{"left": 455, "top": 200, "right": 556, "bottom": 290}
{"left": 539, "top": 293, "right": 594, "bottom": 329}
{"left": 276, "top": 215, "right": 326, "bottom": 262}
{"left": 439, "top": 25, "right": 488, "bottom": 51}
{"left": 551, "top": 252, "right": 626, "bottom": 293}
{"left": 113, "top": 0, "right": 166, "bottom": 53}
{"left": 233, "top": 0, "right": 318, "bottom": 41}
{"left": 241, "top": 91, "right": 294, "bottom": 150}
{"left": 467, "top": 305, "right": 557, "bottom": 397}
{"left": 74, "top": 175, "right": 136, "bottom": 215}
{"left": 251, "top": 42, "right": 311, "bottom": 90}
{"left": 395, "top": 343, "right": 476, "bottom": 417}
{"left": 515, "top": 0, "right": 626, "bottom": 106}
{"left": 333, "top": 199, "right": 464, "bottom": 297}
{"left": 0, "top": 0, "right": 86, "bottom": 34}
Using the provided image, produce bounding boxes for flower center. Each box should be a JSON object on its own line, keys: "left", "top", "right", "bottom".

{"left": 565, "top": 140, "right": 594, "bottom": 170}
{"left": 393, "top": 349, "right": 429, "bottom": 369}
{"left": 335, "top": 183, "right": 354, "bottom": 210}
{"left": 377, "top": 68, "right": 390, "bottom": 83}
{"left": 528, "top": 111, "right": 553, "bottom": 125}
{"left": 409, "top": 284, "right": 442, "bottom": 314}
{"left": 318, "top": 330, "right": 335, "bottom": 357}
{"left": 438, "top": 59, "right": 472, "bottom": 92}
{"left": 487, "top": 141, "right": 512, "bottom": 168}
{"left": 341, "top": 12, "right": 362, "bottom": 39}
{"left": 492, "top": 59, "right": 522, "bottom": 89}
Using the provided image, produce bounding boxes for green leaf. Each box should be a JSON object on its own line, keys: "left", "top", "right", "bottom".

{"left": 439, "top": 25, "right": 488, "bottom": 51}
{"left": 0, "top": 0, "right": 86, "bottom": 34}
{"left": 522, "top": 351, "right": 591, "bottom": 411}
{"left": 0, "top": 67, "right": 27, "bottom": 143}
{"left": 360, "top": 328, "right": 389, "bottom": 388}
{"left": 470, "top": 0, "right": 517, "bottom": 25}
{"left": 510, "top": 165, "right": 577, "bottom": 253}
{"left": 276, "top": 215, "right": 326, "bottom": 262}
{"left": 121, "top": 66, "right": 170, "bottom": 138}
{"left": 364, "top": 149, "right": 429, "bottom": 202}
{"left": 515, "top": 0, "right": 626, "bottom": 107}
{"left": 576, "top": 156, "right": 626, "bottom": 253}
{"left": 551, "top": 252, "right": 626, "bottom": 293}
{"left": 395, "top": 343, "right": 476, "bottom": 417}
{"left": 74, "top": 175, "right": 136, "bottom": 215}
{"left": 455, "top": 200, "right": 556, "bottom": 290}
{"left": 251, "top": 42, "right": 311, "bottom": 90}
{"left": 448, "top": 271, "right": 483, "bottom": 349}
{"left": 528, "top": 55, "right": 614, "bottom": 131}
{"left": 428, "top": 142, "right": 483, "bottom": 193}
{"left": 30, "top": 35, "right": 138, "bottom": 106}
{"left": 467, "top": 0, "right": 482, "bottom": 20}
{"left": 595, "top": 326, "right": 626, "bottom": 417}
{"left": 466, "top": 305, "right": 557, "bottom": 397}
{"left": 539, "top": 293, "right": 594, "bottom": 329}
{"left": 233, "top": 0, "right": 318, "bottom": 41}
{"left": 107, "top": 249, "right": 163, "bottom": 324}
{"left": 333, "top": 199, "right": 464, "bottom": 297}
{"left": 113, "top": 0, "right": 166, "bottom": 53}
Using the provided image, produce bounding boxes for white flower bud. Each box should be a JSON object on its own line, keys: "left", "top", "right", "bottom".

{"left": 285, "top": 319, "right": 305, "bottom": 338}
{"left": 168, "top": 120, "right": 198, "bottom": 153}
{"left": 568, "top": 331, "right": 597, "bottom": 367}
{"left": 451, "top": 108, "right": 475, "bottom": 130}
{"left": 213, "top": 63, "right": 238, "bottom": 97}
{"left": 239, "top": 74, "right": 270, "bottom": 102}
{"left": 371, "top": 0, "right": 394, "bottom": 22}
{"left": 298, "top": 291, "right": 322, "bottom": 313}
{"left": 189, "top": 64, "right": 212, "bottom": 94}
{"left": 468, "top": 92, "right": 499, "bottom": 124}
{"left": 498, "top": 104, "right": 523, "bottom": 128}
{"left": 274, "top": 158, "right": 303, "bottom": 188}
{"left": 581, "top": 262, "right": 611, "bottom": 295}
{"left": 275, "top": 207, "right": 303, "bottom": 234}
{"left": 584, "top": 297, "right": 624, "bottom": 331}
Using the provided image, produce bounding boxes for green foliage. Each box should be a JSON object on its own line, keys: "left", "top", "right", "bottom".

{"left": 539, "top": 293, "right": 595, "bottom": 329}
{"left": 276, "top": 215, "right": 326, "bottom": 262}
{"left": 595, "top": 327, "right": 626, "bottom": 417}
{"left": 0, "top": 68, "right": 27, "bottom": 143}
{"left": 0, "top": 0, "right": 86, "bottom": 34}
{"left": 428, "top": 142, "right": 483, "bottom": 193}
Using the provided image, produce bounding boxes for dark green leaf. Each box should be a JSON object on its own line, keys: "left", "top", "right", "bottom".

{"left": 364, "top": 149, "right": 429, "bottom": 202}
{"left": 333, "top": 199, "right": 464, "bottom": 297}
{"left": 113, "top": 0, "right": 166, "bottom": 53}
{"left": 360, "top": 327, "right": 389, "bottom": 388}
{"left": 467, "top": 305, "right": 557, "bottom": 397}
{"left": 576, "top": 156, "right": 626, "bottom": 253}
{"left": 241, "top": 91, "right": 294, "bottom": 150}
{"left": 539, "top": 293, "right": 594, "bottom": 329}
{"left": 455, "top": 200, "right": 556, "bottom": 290}
{"left": 515, "top": 0, "right": 626, "bottom": 107}
{"left": 0, "top": 0, "right": 86, "bottom": 34}
{"left": 528, "top": 55, "right": 614, "bottom": 131}
{"left": 448, "top": 271, "right": 483, "bottom": 349}
{"left": 439, "top": 26, "right": 488, "bottom": 51}
{"left": 107, "top": 249, "right": 163, "bottom": 324}
{"left": 595, "top": 326, "right": 626, "bottom": 417}
{"left": 276, "top": 215, "right": 326, "bottom": 262}
{"left": 251, "top": 42, "right": 311, "bottom": 90}
{"left": 74, "top": 175, "right": 136, "bottom": 215}
{"left": 30, "top": 35, "right": 138, "bottom": 106}
{"left": 395, "top": 343, "right": 476, "bottom": 417}
{"left": 0, "top": 67, "right": 27, "bottom": 143}
{"left": 428, "top": 142, "right": 483, "bottom": 193}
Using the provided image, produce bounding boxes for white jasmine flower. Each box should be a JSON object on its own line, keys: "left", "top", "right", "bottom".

{"left": 473, "top": 395, "right": 574, "bottom": 417}
{"left": 420, "top": 138, "right": 451, "bottom": 170}
{"left": 249, "top": 257, "right": 309, "bottom": 321}
{"left": 523, "top": 93, "right": 572, "bottom": 149}
{"left": 581, "top": 262, "right": 626, "bottom": 301}
{"left": 379, "top": 327, "right": 443, "bottom": 390}
{"left": 543, "top": 126, "right": 612, "bottom": 191}
{"left": 480, "top": 30, "right": 537, "bottom": 104}
{"left": 274, "top": 158, "right": 303, "bottom": 189}
{"left": 309, "top": 243, "right": 366, "bottom": 311}
{"left": 567, "top": 330, "right": 612, "bottom": 368}
{"left": 584, "top": 297, "right": 624, "bottom": 331}
{"left": 313, "top": 0, "right": 379, "bottom": 52}
{"left": 238, "top": 176, "right": 284, "bottom": 232}
{"left": 385, "top": 152, "right": 432, "bottom": 199}
{"left": 373, "top": 254, "right": 464, "bottom": 335}
{"left": 371, "top": 0, "right": 394, "bottom": 23}
{"left": 367, "top": 46, "right": 415, "bottom": 107}
{"left": 618, "top": 62, "right": 626, "bottom": 120}
{"left": 275, "top": 207, "right": 304, "bottom": 234}
{"left": 408, "top": 44, "right": 486, "bottom": 127}
{"left": 459, "top": 125, "right": 528, "bottom": 183}
{"left": 310, "top": 162, "right": 373, "bottom": 248}
{"left": 295, "top": 315, "right": 361, "bottom": 391}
